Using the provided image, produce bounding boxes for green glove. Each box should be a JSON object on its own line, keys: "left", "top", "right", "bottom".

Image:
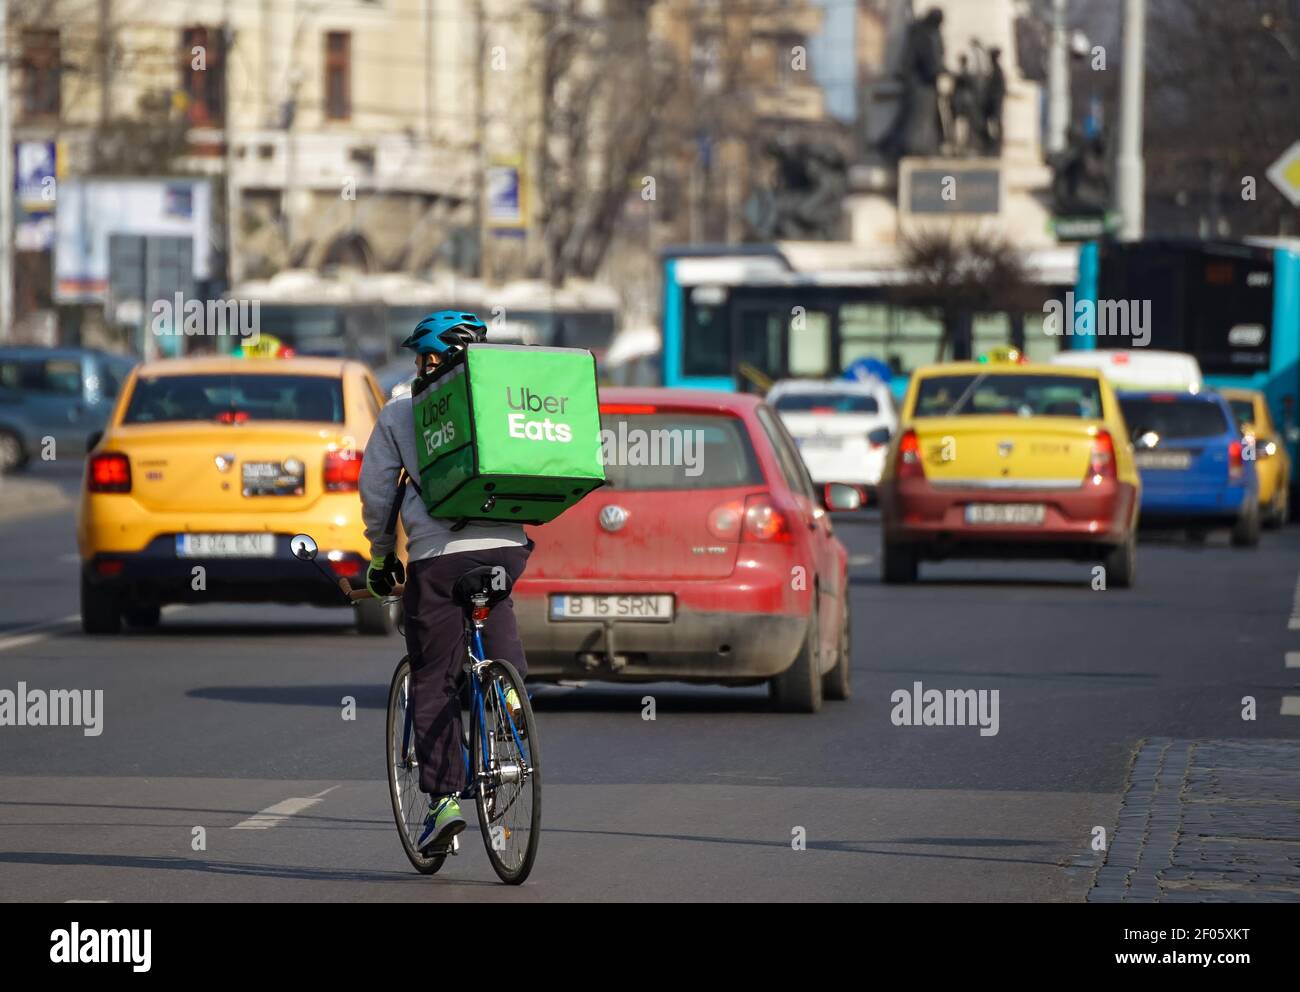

{"left": 366, "top": 553, "right": 406, "bottom": 597}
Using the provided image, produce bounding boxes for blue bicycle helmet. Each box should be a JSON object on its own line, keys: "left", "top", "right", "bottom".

{"left": 401, "top": 310, "right": 488, "bottom": 355}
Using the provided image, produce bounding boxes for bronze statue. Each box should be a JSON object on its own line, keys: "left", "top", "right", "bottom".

{"left": 878, "top": 8, "right": 947, "bottom": 160}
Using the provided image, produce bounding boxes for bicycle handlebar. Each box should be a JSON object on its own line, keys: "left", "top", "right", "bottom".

{"left": 338, "top": 577, "right": 404, "bottom": 601}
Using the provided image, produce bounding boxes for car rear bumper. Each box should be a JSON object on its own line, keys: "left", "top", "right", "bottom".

{"left": 1137, "top": 484, "right": 1252, "bottom": 524}
{"left": 514, "top": 599, "right": 808, "bottom": 683}
{"left": 81, "top": 535, "right": 362, "bottom": 606}
{"left": 800, "top": 443, "right": 887, "bottom": 486}
{"left": 880, "top": 477, "right": 1138, "bottom": 552}
{"left": 77, "top": 491, "right": 368, "bottom": 558}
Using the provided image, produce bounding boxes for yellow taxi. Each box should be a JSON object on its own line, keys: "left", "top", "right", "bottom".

{"left": 877, "top": 361, "right": 1142, "bottom": 585}
{"left": 77, "top": 355, "right": 393, "bottom": 634}
{"left": 1221, "top": 387, "right": 1292, "bottom": 527}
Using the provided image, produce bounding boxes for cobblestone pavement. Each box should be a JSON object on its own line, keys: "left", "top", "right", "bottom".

{"left": 1091, "top": 739, "right": 1300, "bottom": 902}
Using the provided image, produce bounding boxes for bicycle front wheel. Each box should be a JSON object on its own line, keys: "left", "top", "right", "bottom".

{"left": 387, "top": 657, "right": 446, "bottom": 875}
{"left": 471, "top": 659, "right": 541, "bottom": 884}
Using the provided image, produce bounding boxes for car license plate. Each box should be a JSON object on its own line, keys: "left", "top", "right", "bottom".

{"left": 176, "top": 533, "right": 276, "bottom": 558}
{"left": 549, "top": 594, "right": 674, "bottom": 622}
{"left": 799, "top": 435, "right": 843, "bottom": 450}
{"left": 964, "top": 503, "right": 1046, "bottom": 526}
{"left": 1135, "top": 451, "right": 1192, "bottom": 471}
{"left": 242, "top": 460, "right": 305, "bottom": 497}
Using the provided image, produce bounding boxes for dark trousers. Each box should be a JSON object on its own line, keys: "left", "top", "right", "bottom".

{"left": 402, "top": 543, "right": 532, "bottom": 796}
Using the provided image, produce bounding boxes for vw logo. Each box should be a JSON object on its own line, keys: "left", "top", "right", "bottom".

{"left": 997, "top": 441, "right": 1014, "bottom": 458}
{"left": 599, "top": 504, "right": 629, "bottom": 532}
{"left": 214, "top": 453, "right": 236, "bottom": 472}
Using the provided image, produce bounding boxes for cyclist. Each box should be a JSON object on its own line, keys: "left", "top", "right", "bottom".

{"left": 359, "top": 310, "right": 532, "bottom": 854}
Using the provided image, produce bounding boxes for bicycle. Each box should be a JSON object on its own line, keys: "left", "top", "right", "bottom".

{"left": 291, "top": 535, "right": 542, "bottom": 884}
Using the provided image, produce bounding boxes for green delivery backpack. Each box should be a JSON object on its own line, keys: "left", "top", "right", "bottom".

{"left": 410, "top": 343, "right": 605, "bottom": 525}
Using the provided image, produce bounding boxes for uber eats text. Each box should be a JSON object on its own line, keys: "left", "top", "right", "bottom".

{"left": 506, "top": 386, "right": 573, "bottom": 442}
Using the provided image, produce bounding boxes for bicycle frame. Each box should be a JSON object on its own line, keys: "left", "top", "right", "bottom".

{"left": 398, "top": 604, "right": 529, "bottom": 805}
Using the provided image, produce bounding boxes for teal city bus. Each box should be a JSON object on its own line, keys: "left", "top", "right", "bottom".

{"left": 1069, "top": 238, "right": 1300, "bottom": 506}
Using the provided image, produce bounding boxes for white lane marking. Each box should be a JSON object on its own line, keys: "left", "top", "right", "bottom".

{"left": 1282, "top": 697, "right": 1300, "bottom": 717}
{"left": 0, "top": 615, "right": 81, "bottom": 654}
{"left": 849, "top": 554, "right": 874, "bottom": 566}
{"left": 231, "top": 786, "right": 338, "bottom": 830}
{"left": 65, "top": 899, "right": 113, "bottom": 903}
{"left": 0, "top": 606, "right": 188, "bottom": 654}
{"left": 1291, "top": 572, "right": 1300, "bottom": 629}
{"left": 1287, "top": 653, "right": 1300, "bottom": 669}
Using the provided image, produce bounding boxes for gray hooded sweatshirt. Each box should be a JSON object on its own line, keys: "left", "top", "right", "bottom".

{"left": 360, "top": 395, "right": 527, "bottom": 562}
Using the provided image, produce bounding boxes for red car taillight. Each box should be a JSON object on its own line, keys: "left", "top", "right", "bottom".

{"left": 707, "top": 499, "right": 744, "bottom": 541}
{"left": 1087, "top": 430, "right": 1116, "bottom": 483}
{"left": 324, "top": 450, "right": 363, "bottom": 492}
{"left": 328, "top": 558, "right": 363, "bottom": 578}
{"left": 1228, "top": 439, "right": 1244, "bottom": 480}
{"left": 742, "top": 493, "right": 792, "bottom": 542}
{"left": 88, "top": 452, "right": 132, "bottom": 493}
{"left": 897, "top": 429, "right": 924, "bottom": 480}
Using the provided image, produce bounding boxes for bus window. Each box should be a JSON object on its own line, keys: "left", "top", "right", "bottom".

{"left": 1023, "top": 310, "right": 1060, "bottom": 363}
{"left": 738, "top": 309, "right": 784, "bottom": 387}
{"left": 891, "top": 308, "right": 944, "bottom": 371}
{"left": 788, "top": 310, "right": 831, "bottom": 377}
{"left": 840, "top": 302, "right": 888, "bottom": 368}
{"left": 683, "top": 300, "right": 730, "bottom": 377}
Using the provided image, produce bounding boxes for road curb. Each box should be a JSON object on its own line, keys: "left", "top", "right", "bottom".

{"left": 1090, "top": 738, "right": 1300, "bottom": 902}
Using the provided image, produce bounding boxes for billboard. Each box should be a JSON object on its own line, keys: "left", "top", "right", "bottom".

{"left": 15, "top": 141, "right": 58, "bottom": 251}
{"left": 54, "top": 177, "right": 213, "bottom": 302}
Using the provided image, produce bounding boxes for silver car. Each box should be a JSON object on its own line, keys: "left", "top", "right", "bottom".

{"left": 0, "top": 347, "right": 138, "bottom": 472}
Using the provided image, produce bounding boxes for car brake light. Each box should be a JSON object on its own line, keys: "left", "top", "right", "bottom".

{"left": 897, "top": 429, "right": 924, "bottom": 479}
{"left": 216, "top": 410, "right": 250, "bottom": 424}
{"left": 600, "top": 404, "right": 658, "bottom": 415}
{"left": 324, "top": 449, "right": 363, "bottom": 492}
{"left": 88, "top": 452, "right": 132, "bottom": 493}
{"left": 95, "top": 558, "right": 124, "bottom": 576}
{"left": 1228, "top": 439, "right": 1244, "bottom": 480}
{"left": 707, "top": 499, "right": 744, "bottom": 541}
{"left": 742, "top": 493, "right": 791, "bottom": 542}
{"left": 1087, "top": 431, "right": 1115, "bottom": 483}
{"left": 329, "top": 558, "right": 363, "bottom": 578}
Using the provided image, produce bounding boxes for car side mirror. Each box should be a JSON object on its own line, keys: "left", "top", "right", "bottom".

{"left": 86, "top": 430, "right": 103, "bottom": 452}
{"left": 867, "top": 427, "right": 892, "bottom": 448}
{"left": 822, "top": 482, "right": 863, "bottom": 513}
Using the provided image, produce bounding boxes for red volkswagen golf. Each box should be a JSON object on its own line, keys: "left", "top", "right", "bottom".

{"left": 513, "top": 388, "right": 861, "bottom": 712}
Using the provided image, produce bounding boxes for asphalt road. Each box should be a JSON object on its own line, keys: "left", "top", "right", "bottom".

{"left": 1, "top": 463, "right": 1298, "bottom": 901}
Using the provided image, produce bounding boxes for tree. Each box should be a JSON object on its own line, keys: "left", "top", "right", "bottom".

{"left": 1145, "top": 0, "right": 1300, "bottom": 236}
{"left": 891, "top": 228, "right": 1039, "bottom": 361}
{"left": 531, "top": 0, "right": 678, "bottom": 286}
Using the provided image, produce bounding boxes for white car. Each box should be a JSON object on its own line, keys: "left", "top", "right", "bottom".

{"left": 1049, "top": 349, "right": 1204, "bottom": 393}
{"left": 768, "top": 378, "right": 898, "bottom": 490}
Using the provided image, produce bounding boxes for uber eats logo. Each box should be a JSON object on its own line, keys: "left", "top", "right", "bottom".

{"left": 506, "top": 386, "right": 573, "bottom": 443}
{"left": 421, "top": 392, "right": 458, "bottom": 457}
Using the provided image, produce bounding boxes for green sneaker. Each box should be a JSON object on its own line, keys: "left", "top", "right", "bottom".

{"left": 504, "top": 686, "right": 526, "bottom": 735}
{"left": 417, "top": 794, "right": 466, "bottom": 853}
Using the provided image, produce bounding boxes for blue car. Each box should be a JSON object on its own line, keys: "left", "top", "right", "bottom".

{"left": 1118, "top": 390, "right": 1259, "bottom": 547}
{"left": 0, "top": 347, "right": 138, "bottom": 472}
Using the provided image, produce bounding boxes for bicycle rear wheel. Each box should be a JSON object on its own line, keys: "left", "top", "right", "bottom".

{"left": 470, "top": 659, "right": 541, "bottom": 884}
{"left": 386, "top": 657, "right": 446, "bottom": 875}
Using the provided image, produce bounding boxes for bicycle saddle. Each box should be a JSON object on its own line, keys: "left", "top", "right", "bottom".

{"left": 452, "top": 565, "right": 513, "bottom": 608}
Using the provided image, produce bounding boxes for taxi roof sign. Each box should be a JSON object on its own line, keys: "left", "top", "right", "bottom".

{"left": 237, "top": 333, "right": 292, "bottom": 358}
{"left": 1267, "top": 140, "right": 1300, "bottom": 207}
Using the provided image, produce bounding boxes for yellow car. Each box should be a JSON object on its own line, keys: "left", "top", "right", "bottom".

{"left": 1221, "top": 387, "right": 1292, "bottom": 527}
{"left": 77, "top": 356, "right": 392, "bottom": 634}
{"left": 878, "top": 362, "right": 1142, "bottom": 585}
